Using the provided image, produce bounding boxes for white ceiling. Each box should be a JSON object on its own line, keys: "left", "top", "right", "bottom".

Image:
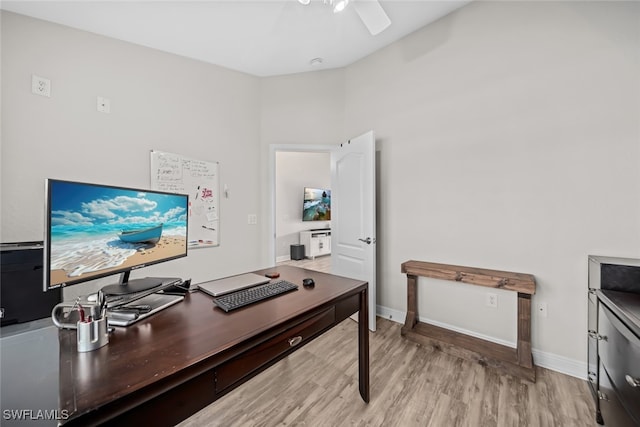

{"left": 1, "top": 0, "right": 470, "bottom": 77}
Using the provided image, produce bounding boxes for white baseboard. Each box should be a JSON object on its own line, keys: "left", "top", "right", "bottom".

{"left": 275, "top": 255, "right": 290, "bottom": 263}
{"left": 376, "top": 305, "right": 405, "bottom": 325}
{"left": 532, "top": 349, "right": 587, "bottom": 379}
{"left": 375, "top": 305, "right": 587, "bottom": 380}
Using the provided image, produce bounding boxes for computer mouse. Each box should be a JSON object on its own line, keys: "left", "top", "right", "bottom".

{"left": 302, "top": 278, "right": 315, "bottom": 287}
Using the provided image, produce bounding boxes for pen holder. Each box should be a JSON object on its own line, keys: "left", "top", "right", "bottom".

{"left": 52, "top": 302, "right": 101, "bottom": 329}
{"left": 76, "top": 316, "right": 109, "bottom": 352}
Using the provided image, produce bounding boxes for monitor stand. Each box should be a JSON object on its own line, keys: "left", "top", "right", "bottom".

{"left": 101, "top": 272, "right": 176, "bottom": 296}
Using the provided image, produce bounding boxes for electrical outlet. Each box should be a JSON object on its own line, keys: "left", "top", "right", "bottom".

{"left": 537, "top": 302, "right": 548, "bottom": 317}
{"left": 32, "top": 75, "right": 51, "bottom": 97}
{"left": 248, "top": 214, "right": 257, "bottom": 225}
{"left": 486, "top": 293, "right": 498, "bottom": 309}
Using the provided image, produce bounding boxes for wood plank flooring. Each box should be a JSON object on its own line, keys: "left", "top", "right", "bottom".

{"left": 277, "top": 256, "right": 332, "bottom": 272}
{"left": 178, "top": 256, "right": 598, "bottom": 426}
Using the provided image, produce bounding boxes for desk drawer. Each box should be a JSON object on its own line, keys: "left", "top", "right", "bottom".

{"left": 215, "top": 307, "right": 335, "bottom": 393}
{"left": 598, "top": 305, "right": 640, "bottom": 422}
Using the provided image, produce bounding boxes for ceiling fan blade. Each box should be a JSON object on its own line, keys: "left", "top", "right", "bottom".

{"left": 352, "top": 0, "right": 391, "bottom": 36}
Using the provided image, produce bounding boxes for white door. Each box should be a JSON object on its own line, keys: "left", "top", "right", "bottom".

{"left": 331, "top": 131, "right": 376, "bottom": 331}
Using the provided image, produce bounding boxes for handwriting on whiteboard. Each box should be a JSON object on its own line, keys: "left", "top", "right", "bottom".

{"left": 151, "top": 150, "right": 220, "bottom": 247}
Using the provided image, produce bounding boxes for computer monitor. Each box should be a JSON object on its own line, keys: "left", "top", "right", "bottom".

{"left": 44, "top": 179, "right": 188, "bottom": 295}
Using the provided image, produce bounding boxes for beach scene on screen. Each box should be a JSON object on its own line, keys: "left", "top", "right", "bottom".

{"left": 49, "top": 181, "right": 187, "bottom": 285}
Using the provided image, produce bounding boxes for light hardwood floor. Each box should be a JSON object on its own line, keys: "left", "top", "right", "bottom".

{"left": 277, "top": 256, "right": 332, "bottom": 272}
{"left": 179, "top": 256, "right": 598, "bottom": 427}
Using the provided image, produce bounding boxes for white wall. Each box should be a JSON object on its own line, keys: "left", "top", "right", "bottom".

{"left": 258, "top": 70, "right": 345, "bottom": 266}
{"left": 275, "top": 151, "right": 330, "bottom": 260}
{"left": 257, "top": 1, "right": 640, "bottom": 376}
{"left": 342, "top": 1, "right": 640, "bottom": 372}
{"left": 1, "top": 11, "right": 265, "bottom": 298}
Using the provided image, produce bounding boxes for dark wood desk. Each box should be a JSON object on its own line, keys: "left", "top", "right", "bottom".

{"left": 59, "top": 266, "right": 369, "bottom": 426}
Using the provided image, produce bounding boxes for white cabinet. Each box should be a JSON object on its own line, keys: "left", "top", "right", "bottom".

{"left": 299, "top": 230, "right": 331, "bottom": 259}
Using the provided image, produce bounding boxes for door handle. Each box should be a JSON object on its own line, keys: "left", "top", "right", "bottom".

{"left": 358, "top": 237, "right": 373, "bottom": 245}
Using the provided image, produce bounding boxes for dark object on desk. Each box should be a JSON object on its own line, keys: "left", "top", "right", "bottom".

{"left": 160, "top": 278, "right": 192, "bottom": 296}
{"left": 1, "top": 242, "right": 62, "bottom": 327}
{"left": 109, "top": 310, "right": 139, "bottom": 322}
{"left": 303, "top": 278, "right": 315, "bottom": 287}
{"left": 265, "top": 272, "right": 280, "bottom": 279}
{"left": 111, "top": 304, "right": 152, "bottom": 314}
{"left": 213, "top": 280, "right": 298, "bottom": 312}
{"left": 290, "top": 244, "right": 305, "bottom": 261}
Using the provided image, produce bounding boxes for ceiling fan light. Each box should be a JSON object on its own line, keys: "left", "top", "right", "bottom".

{"left": 298, "top": 0, "right": 311, "bottom": 5}
{"left": 333, "top": 0, "right": 349, "bottom": 13}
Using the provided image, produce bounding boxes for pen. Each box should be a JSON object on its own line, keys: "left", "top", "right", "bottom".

{"left": 78, "top": 303, "right": 85, "bottom": 322}
{"left": 99, "top": 291, "right": 106, "bottom": 320}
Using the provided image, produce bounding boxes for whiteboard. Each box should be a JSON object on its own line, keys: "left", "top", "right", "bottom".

{"left": 150, "top": 150, "right": 219, "bottom": 248}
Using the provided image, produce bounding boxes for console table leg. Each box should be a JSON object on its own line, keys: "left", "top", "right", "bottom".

{"left": 517, "top": 293, "right": 533, "bottom": 369}
{"left": 401, "top": 274, "right": 418, "bottom": 335}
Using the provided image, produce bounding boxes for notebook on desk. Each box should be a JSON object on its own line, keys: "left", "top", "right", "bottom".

{"left": 197, "top": 273, "right": 270, "bottom": 297}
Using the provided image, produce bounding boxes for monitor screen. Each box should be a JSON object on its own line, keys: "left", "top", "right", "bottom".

{"left": 44, "top": 179, "right": 188, "bottom": 291}
{"left": 302, "top": 187, "right": 331, "bottom": 221}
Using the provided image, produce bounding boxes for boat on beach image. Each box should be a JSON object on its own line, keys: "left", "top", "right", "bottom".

{"left": 118, "top": 224, "right": 163, "bottom": 244}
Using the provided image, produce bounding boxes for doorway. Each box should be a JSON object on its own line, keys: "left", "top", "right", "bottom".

{"left": 268, "top": 144, "right": 332, "bottom": 267}
{"left": 269, "top": 133, "right": 377, "bottom": 332}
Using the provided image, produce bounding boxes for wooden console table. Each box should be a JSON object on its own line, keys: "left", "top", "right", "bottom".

{"left": 400, "top": 260, "right": 536, "bottom": 382}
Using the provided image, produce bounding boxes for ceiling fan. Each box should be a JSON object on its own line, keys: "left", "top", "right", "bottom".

{"left": 297, "top": 0, "right": 392, "bottom": 35}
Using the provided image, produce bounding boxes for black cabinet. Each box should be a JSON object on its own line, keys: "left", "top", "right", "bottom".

{"left": 1, "top": 242, "right": 61, "bottom": 327}
{"left": 588, "top": 256, "right": 640, "bottom": 426}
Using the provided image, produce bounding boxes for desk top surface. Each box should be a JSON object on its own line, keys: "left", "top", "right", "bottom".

{"left": 57, "top": 265, "right": 366, "bottom": 422}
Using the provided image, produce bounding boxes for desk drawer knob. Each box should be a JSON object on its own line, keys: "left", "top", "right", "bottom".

{"left": 288, "top": 336, "right": 303, "bottom": 347}
{"left": 626, "top": 375, "right": 640, "bottom": 388}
